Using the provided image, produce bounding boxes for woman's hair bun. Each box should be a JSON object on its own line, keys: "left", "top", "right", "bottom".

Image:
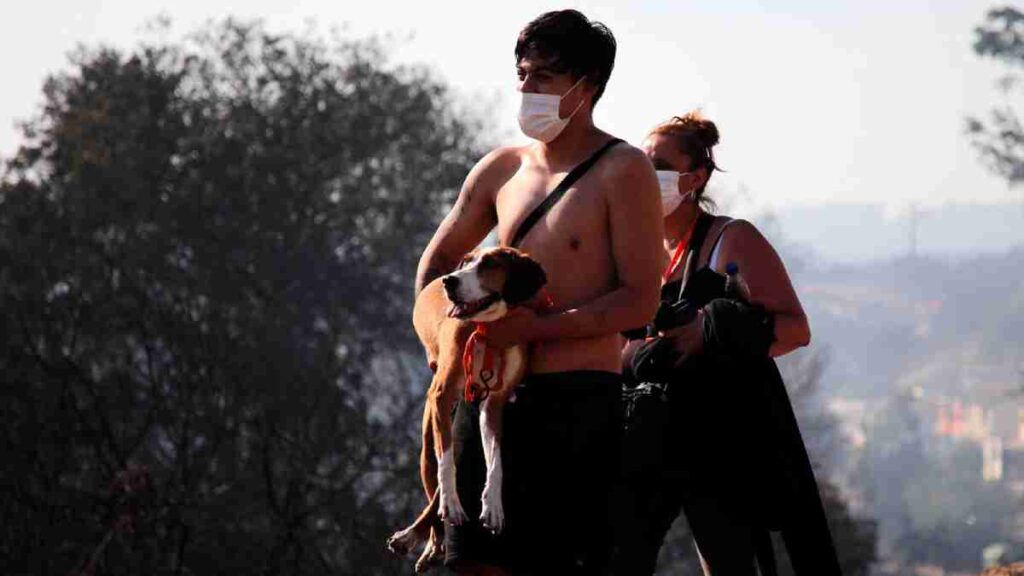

{"left": 677, "top": 110, "right": 719, "bottom": 149}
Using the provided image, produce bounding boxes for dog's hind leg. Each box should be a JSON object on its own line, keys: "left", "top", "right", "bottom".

{"left": 388, "top": 393, "right": 443, "bottom": 556}
{"left": 414, "top": 522, "right": 447, "bottom": 573}
{"left": 387, "top": 486, "right": 441, "bottom": 556}
{"left": 420, "top": 399, "right": 438, "bottom": 499}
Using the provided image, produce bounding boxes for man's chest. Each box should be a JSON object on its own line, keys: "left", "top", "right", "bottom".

{"left": 494, "top": 168, "right": 608, "bottom": 252}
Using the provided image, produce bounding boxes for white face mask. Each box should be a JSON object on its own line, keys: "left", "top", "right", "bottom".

{"left": 656, "top": 170, "right": 695, "bottom": 215}
{"left": 517, "top": 77, "right": 586, "bottom": 143}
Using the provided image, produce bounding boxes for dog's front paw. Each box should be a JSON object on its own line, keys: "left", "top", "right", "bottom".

{"left": 479, "top": 484, "right": 505, "bottom": 533}
{"left": 386, "top": 524, "right": 426, "bottom": 556}
{"left": 439, "top": 490, "right": 468, "bottom": 525}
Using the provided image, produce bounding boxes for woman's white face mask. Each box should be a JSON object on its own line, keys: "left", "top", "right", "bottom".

{"left": 656, "top": 170, "right": 696, "bottom": 215}
{"left": 517, "top": 76, "right": 586, "bottom": 143}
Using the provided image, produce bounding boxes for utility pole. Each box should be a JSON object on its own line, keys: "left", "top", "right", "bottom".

{"left": 908, "top": 202, "right": 919, "bottom": 259}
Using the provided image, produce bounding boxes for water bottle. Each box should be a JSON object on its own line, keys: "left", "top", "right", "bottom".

{"left": 724, "top": 262, "right": 751, "bottom": 302}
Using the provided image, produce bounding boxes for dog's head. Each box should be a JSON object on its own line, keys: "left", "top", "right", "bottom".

{"left": 441, "top": 247, "right": 548, "bottom": 322}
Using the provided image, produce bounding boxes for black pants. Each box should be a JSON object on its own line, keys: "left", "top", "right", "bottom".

{"left": 611, "top": 472, "right": 759, "bottom": 575}
{"left": 611, "top": 363, "right": 756, "bottom": 574}
{"left": 445, "top": 371, "right": 622, "bottom": 574}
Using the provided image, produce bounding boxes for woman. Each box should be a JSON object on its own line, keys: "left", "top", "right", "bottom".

{"left": 612, "top": 112, "right": 841, "bottom": 575}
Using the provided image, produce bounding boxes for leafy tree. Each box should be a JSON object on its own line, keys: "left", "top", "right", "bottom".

{"left": 0, "top": 19, "right": 487, "bottom": 575}
{"left": 895, "top": 440, "right": 1017, "bottom": 571}
{"left": 775, "top": 350, "right": 877, "bottom": 576}
{"left": 967, "top": 6, "right": 1024, "bottom": 187}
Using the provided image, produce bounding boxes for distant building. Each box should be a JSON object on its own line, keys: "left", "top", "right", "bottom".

{"left": 934, "top": 398, "right": 991, "bottom": 443}
{"left": 1005, "top": 446, "right": 1024, "bottom": 498}
{"left": 1018, "top": 407, "right": 1024, "bottom": 447}
{"left": 984, "top": 435, "right": 1004, "bottom": 483}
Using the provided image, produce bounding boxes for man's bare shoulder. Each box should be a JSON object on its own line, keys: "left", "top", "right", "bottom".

{"left": 470, "top": 145, "right": 528, "bottom": 190}
{"left": 599, "top": 141, "right": 655, "bottom": 179}
{"left": 594, "top": 141, "right": 657, "bottom": 200}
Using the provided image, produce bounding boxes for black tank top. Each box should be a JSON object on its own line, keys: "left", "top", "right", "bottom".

{"left": 660, "top": 213, "right": 732, "bottom": 308}
{"left": 622, "top": 213, "right": 728, "bottom": 340}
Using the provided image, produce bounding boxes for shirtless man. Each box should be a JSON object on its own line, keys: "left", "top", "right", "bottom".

{"left": 414, "top": 10, "right": 663, "bottom": 575}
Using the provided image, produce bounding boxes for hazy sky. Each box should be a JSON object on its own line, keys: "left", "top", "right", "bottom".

{"left": 1, "top": 0, "right": 1020, "bottom": 218}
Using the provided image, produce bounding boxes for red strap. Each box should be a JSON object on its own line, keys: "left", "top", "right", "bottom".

{"left": 462, "top": 289, "right": 556, "bottom": 402}
{"left": 463, "top": 325, "right": 503, "bottom": 403}
{"left": 662, "top": 222, "right": 697, "bottom": 282}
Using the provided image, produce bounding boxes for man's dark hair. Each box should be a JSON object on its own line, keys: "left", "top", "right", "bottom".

{"left": 515, "top": 10, "right": 617, "bottom": 105}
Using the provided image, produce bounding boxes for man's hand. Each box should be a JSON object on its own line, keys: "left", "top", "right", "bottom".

{"left": 659, "top": 310, "right": 705, "bottom": 366}
{"left": 480, "top": 307, "right": 540, "bottom": 349}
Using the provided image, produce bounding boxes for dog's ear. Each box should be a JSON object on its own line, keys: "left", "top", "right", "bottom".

{"left": 456, "top": 251, "right": 477, "bottom": 270}
{"left": 502, "top": 253, "right": 547, "bottom": 306}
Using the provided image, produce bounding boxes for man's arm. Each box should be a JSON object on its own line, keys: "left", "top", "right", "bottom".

{"left": 415, "top": 148, "right": 516, "bottom": 295}
{"left": 530, "top": 147, "right": 664, "bottom": 340}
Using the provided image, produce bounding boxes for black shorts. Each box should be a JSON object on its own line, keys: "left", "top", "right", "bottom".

{"left": 444, "top": 370, "right": 622, "bottom": 574}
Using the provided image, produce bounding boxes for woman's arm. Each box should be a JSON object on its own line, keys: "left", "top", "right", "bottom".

{"left": 710, "top": 220, "right": 810, "bottom": 357}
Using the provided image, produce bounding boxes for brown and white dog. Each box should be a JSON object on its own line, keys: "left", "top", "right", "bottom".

{"left": 387, "top": 246, "right": 547, "bottom": 572}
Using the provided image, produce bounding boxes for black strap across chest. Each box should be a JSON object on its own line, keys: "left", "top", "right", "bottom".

{"left": 509, "top": 138, "right": 624, "bottom": 249}
{"left": 670, "top": 213, "right": 732, "bottom": 304}
{"left": 661, "top": 212, "right": 715, "bottom": 295}
{"left": 680, "top": 212, "right": 716, "bottom": 285}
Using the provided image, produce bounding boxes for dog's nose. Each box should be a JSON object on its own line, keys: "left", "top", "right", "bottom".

{"left": 442, "top": 276, "right": 460, "bottom": 291}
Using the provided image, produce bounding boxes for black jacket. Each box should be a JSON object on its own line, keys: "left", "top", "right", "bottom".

{"left": 621, "top": 268, "right": 841, "bottom": 574}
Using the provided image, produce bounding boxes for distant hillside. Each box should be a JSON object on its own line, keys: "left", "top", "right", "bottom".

{"left": 780, "top": 247, "right": 1024, "bottom": 400}
{"left": 768, "top": 202, "right": 1024, "bottom": 263}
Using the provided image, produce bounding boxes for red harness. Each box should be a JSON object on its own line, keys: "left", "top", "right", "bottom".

{"left": 662, "top": 219, "right": 697, "bottom": 283}
{"left": 462, "top": 291, "right": 554, "bottom": 403}
{"left": 462, "top": 326, "right": 495, "bottom": 403}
